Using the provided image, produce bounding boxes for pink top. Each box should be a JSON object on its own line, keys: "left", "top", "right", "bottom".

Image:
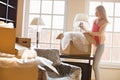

{"left": 92, "top": 22, "right": 100, "bottom": 45}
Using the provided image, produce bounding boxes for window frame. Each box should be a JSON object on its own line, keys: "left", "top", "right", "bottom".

{"left": 22, "top": 0, "right": 67, "bottom": 49}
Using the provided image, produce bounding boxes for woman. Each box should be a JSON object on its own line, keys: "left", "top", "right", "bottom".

{"left": 80, "top": 5, "right": 108, "bottom": 80}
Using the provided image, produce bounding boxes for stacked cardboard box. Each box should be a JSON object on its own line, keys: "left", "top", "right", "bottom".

{"left": 0, "top": 27, "right": 17, "bottom": 55}
{"left": 16, "top": 37, "right": 31, "bottom": 48}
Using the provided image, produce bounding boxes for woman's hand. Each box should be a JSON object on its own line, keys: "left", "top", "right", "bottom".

{"left": 87, "top": 31, "right": 93, "bottom": 36}
{"left": 79, "top": 22, "right": 84, "bottom": 29}
{"left": 79, "top": 22, "right": 89, "bottom": 32}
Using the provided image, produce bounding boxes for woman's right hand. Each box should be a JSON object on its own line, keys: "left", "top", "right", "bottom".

{"left": 79, "top": 22, "right": 84, "bottom": 28}
{"left": 79, "top": 22, "right": 89, "bottom": 32}
{"left": 79, "top": 22, "right": 86, "bottom": 31}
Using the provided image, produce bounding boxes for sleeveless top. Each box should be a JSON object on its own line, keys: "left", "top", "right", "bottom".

{"left": 92, "top": 22, "right": 100, "bottom": 45}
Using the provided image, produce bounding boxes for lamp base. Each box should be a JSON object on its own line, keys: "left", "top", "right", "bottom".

{"left": 36, "top": 32, "right": 39, "bottom": 48}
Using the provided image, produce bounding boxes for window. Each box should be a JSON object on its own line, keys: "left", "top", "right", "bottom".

{"left": 23, "top": 0, "right": 66, "bottom": 49}
{"left": 88, "top": 0, "right": 120, "bottom": 65}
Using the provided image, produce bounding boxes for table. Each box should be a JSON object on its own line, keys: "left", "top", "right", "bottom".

{"left": 60, "top": 55, "right": 94, "bottom": 80}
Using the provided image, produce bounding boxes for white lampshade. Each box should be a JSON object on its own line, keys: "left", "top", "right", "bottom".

{"left": 74, "top": 13, "right": 88, "bottom": 22}
{"left": 73, "top": 13, "right": 89, "bottom": 31}
{"left": 30, "top": 17, "right": 45, "bottom": 26}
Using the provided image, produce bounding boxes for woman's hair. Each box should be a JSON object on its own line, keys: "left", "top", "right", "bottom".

{"left": 96, "top": 5, "right": 108, "bottom": 23}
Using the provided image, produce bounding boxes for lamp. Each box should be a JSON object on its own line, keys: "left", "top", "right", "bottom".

{"left": 30, "top": 17, "right": 45, "bottom": 48}
{"left": 73, "top": 13, "right": 89, "bottom": 31}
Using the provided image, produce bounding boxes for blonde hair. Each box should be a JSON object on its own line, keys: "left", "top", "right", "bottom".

{"left": 96, "top": 5, "right": 108, "bottom": 23}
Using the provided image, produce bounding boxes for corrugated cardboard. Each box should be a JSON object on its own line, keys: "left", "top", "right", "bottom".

{"left": 16, "top": 37, "right": 31, "bottom": 48}
{"left": 0, "top": 27, "right": 17, "bottom": 55}
{"left": 57, "top": 32, "right": 95, "bottom": 57}
{"left": 0, "top": 65, "right": 38, "bottom": 80}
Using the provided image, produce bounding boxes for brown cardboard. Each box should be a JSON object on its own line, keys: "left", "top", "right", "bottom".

{"left": 16, "top": 37, "right": 31, "bottom": 48}
{"left": 0, "top": 64, "right": 38, "bottom": 80}
{"left": 57, "top": 32, "right": 95, "bottom": 57}
{"left": 83, "top": 33, "right": 96, "bottom": 44}
{"left": 0, "top": 27, "right": 17, "bottom": 55}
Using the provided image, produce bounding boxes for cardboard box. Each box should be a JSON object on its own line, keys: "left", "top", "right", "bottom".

{"left": 0, "top": 27, "right": 17, "bottom": 55}
{"left": 0, "top": 64, "right": 38, "bottom": 80}
{"left": 16, "top": 37, "right": 31, "bottom": 48}
{"left": 57, "top": 32, "right": 95, "bottom": 57}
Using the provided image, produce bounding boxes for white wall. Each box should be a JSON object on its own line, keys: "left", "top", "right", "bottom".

{"left": 101, "top": 68, "right": 120, "bottom": 80}
{"left": 92, "top": 68, "right": 120, "bottom": 80}
{"left": 66, "top": 0, "right": 86, "bottom": 31}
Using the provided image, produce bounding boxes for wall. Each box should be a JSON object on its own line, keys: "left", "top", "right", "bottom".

{"left": 16, "top": 0, "right": 24, "bottom": 37}
{"left": 92, "top": 68, "right": 120, "bottom": 80}
{"left": 66, "top": 0, "right": 86, "bottom": 31}
{"left": 101, "top": 68, "right": 120, "bottom": 80}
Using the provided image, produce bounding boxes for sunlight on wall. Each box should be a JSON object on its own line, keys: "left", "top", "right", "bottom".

{"left": 66, "top": 0, "right": 86, "bottom": 31}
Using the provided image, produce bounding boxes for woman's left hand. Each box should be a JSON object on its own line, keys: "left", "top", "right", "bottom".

{"left": 87, "top": 31, "right": 93, "bottom": 36}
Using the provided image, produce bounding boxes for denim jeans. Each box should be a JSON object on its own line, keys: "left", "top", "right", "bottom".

{"left": 93, "top": 44, "right": 104, "bottom": 80}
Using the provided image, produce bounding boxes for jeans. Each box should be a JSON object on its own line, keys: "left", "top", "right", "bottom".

{"left": 93, "top": 44, "right": 104, "bottom": 80}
